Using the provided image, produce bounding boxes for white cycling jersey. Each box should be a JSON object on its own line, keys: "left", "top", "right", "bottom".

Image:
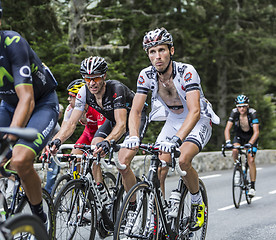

{"left": 137, "top": 61, "right": 220, "bottom": 124}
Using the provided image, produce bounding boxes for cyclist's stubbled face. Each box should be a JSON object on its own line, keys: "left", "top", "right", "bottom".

{"left": 148, "top": 44, "right": 174, "bottom": 73}
{"left": 237, "top": 105, "right": 248, "bottom": 115}
{"left": 84, "top": 73, "right": 106, "bottom": 95}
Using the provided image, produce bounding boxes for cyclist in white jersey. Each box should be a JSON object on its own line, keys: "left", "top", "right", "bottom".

{"left": 122, "top": 27, "right": 220, "bottom": 231}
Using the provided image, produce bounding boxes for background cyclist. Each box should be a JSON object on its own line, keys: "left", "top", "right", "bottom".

{"left": 0, "top": 3, "right": 59, "bottom": 225}
{"left": 224, "top": 94, "right": 259, "bottom": 197}
{"left": 122, "top": 27, "right": 220, "bottom": 231}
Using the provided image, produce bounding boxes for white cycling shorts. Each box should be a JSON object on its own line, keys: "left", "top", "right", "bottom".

{"left": 156, "top": 112, "right": 212, "bottom": 152}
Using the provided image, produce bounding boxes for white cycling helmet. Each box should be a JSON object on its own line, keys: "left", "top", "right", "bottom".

{"left": 143, "top": 27, "right": 173, "bottom": 52}
{"left": 80, "top": 56, "right": 108, "bottom": 76}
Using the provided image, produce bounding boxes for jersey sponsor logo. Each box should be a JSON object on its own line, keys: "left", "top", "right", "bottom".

{"left": 0, "top": 89, "right": 15, "bottom": 95}
{"left": 181, "top": 85, "right": 185, "bottom": 91}
{"left": 113, "top": 93, "right": 117, "bottom": 98}
{"left": 37, "top": 71, "right": 46, "bottom": 85}
{"left": 31, "top": 63, "right": 38, "bottom": 73}
{"left": 178, "top": 65, "right": 187, "bottom": 78}
{"left": 19, "top": 66, "right": 31, "bottom": 78}
{"left": 145, "top": 69, "right": 155, "bottom": 80}
{"left": 33, "top": 133, "right": 45, "bottom": 147}
{"left": 0, "top": 67, "right": 14, "bottom": 87}
{"left": 184, "top": 72, "right": 192, "bottom": 82}
{"left": 138, "top": 75, "right": 145, "bottom": 85}
{"left": 114, "top": 95, "right": 122, "bottom": 101}
{"left": 199, "top": 124, "right": 208, "bottom": 144}
{"left": 4, "top": 36, "right": 20, "bottom": 47}
{"left": 42, "top": 119, "right": 55, "bottom": 138}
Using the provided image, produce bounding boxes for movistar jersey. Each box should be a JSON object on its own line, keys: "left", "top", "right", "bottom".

{"left": 228, "top": 107, "right": 259, "bottom": 136}
{"left": 0, "top": 31, "right": 57, "bottom": 107}
{"left": 136, "top": 61, "right": 220, "bottom": 124}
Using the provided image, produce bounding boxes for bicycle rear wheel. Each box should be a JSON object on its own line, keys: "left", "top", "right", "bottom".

{"left": 15, "top": 188, "right": 55, "bottom": 240}
{"left": 232, "top": 164, "right": 243, "bottom": 208}
{"left": 176, "top": 178, "right": 208, "bottom": 240}
{"left": 114, "top": 181, "right": 157, "bottom": 240}
{"left": 54, "top": 179, "right": 96, "bottom": 240}
{"left": 3, "top": 213, "right": 49, "bottom": 240}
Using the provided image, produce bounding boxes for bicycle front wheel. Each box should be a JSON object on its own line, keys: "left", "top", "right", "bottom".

{"left": 244, "top": 165, "right": 252, "bottom": 205}
{"left": 54, "top": 179, "right": 96, "bottom": 240}
{"left": 3, "top": 213, "right": 49, "bottom": 240}
{"left": 177, "top": 178, "right": 208, "bottom": 240}
{"left": 114, "top": 181, "right": 158, "bottom": 240}
{"left": 51, "top": 173, "right": 71, "bottom": 199}
{"left": 232, "top": 164, "right": 243, "bottom": 208}
{"left": 15, "top": 188, "right": 56, "bottom": 240}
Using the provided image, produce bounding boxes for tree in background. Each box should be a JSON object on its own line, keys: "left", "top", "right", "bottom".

{"left": 2, "top": 0, "right": 275, "bottom": 149}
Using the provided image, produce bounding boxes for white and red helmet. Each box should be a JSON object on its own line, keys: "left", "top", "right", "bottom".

{"left": 143, "top": 27, "right": 173, "bottom": 52}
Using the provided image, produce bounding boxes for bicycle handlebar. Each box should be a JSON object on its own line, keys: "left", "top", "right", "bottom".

{"left": 221, "top": 144, "right": 254, "bottom": 157}
{"left": 109, "top": 141, "right": 186, "bottom": 176}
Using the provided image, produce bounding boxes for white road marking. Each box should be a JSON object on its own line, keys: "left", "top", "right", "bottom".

{"left": 200, "top": 174, "right": 221, "bottom": 180}
{"left": 218, "top": 196, "right": 262, "bottom": 211}
{"left": 269, "top": 190, "right": 276, "bottom": 195}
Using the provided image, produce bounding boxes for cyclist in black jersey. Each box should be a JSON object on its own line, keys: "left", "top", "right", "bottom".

{"left": 48, "top": 56, "right": 148, "bottom": 206}
{"left": 224, "top": 94, "right": 259, "bottom": 197}
{"left": 0, "top": 3, "right": 59, "bottom": 224}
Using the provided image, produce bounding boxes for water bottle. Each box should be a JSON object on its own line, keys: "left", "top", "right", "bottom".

{"left": 168, "top": 190, "right": 181, "bottom": 218}
{"left": 97, "top": 182, "right": 110, "bottom": 206}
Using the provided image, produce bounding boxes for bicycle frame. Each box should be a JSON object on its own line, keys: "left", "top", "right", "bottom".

{"left": 140, "top": 150, "right": 181, "bottom": 239}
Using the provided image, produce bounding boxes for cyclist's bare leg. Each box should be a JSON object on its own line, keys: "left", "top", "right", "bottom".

{"left": 247, "top": 153, "right": 256, "bottom": 182}
{"left": 178, "top": 142, "right": 200, "bottom": 194}
{"left": 10, "top": 145, "right": 42, "bottom": 205}
{"left": 118, "top": 148, "right": 138, "bottom": 202}
{"left": 158, "top": 153, "right": 170, "bottom": 196}
{"left": 232, "top": 143, "right": 240, "bottom": 163}
{"left": 71, "top": 148, "right": 83, "bottom": 173}
{"left": 91, "top": 136, "right": 105, "bottom": 183}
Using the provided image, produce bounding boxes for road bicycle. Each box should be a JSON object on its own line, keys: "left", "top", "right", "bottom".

{"left": 49, "top": 144, "right": 116, "bottom": 200}
{"left": 114, "top": 143, "right": 208, "bottom": 240}
{"left": 0, "top": 127, "right": 56, "bottom": 239}
{"left": 53, "top": 143, "right": 127, "bottom": 239}
{"left": 1, "top": 191, "right": 49, "bottom": 240}
{"left": 222, "top": 144, "right": 252, "bottom": 208}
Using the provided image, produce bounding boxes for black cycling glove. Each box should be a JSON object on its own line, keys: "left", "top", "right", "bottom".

{"left": 48, "top": 138, "right": 61, "bottom": 150}
{"left": 96, "top": 140, "right": 110, "bottom": 155}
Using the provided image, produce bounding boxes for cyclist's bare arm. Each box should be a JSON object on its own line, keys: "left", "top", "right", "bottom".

{"left": 8, "top": 85, "right": 35, "bottom": 141}
{"left": 129, "top": 93, "right": 147, "bottom": 137}
{"left": 105, "top": 108, "right": 127, "bottom": 143}
{"left": 224, "top": 121, "right": 233, "bottom": 142}
{"left": 249, "top": 123, "right": 259, "bottom": 144}
{"left": 174, "top": 90, "right": 200, "bottom": 141}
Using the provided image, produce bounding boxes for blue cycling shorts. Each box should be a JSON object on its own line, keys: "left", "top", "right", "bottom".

{"left": 0, "top": 91, "right": 59, "bottom": 156}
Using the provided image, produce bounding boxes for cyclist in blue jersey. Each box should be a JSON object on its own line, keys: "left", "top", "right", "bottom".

{"left": 224, "top": 94, "right": 259, "bottom": 197}
{"left": 0, "top": 2, "right": 59, "bottom": 224}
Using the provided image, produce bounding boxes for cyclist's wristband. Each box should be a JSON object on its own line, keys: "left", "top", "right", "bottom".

{"left": 171, "top": 135, "right": 183, "bottom": 148}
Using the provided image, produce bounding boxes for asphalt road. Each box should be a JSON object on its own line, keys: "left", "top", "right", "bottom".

{"left": 96, "top": 163, "right": 276, "bottom": 239}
